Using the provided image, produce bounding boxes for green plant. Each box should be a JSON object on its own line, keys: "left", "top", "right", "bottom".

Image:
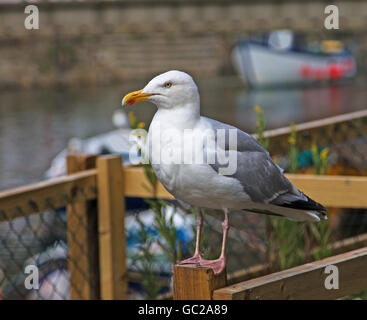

{"left": 140, "top": 159, "right": 183, "bottom": 265}
{"left": 309, "top": 144, "right": 331, "bottom": 260}
{"left": 130, "top": 215, "right": 163, "bottom": 299}
{"left": 288, "top": 123, "right": 298, "bottom": 174}
{"left": 128, "top": 111, "right": 145, "bottom": 130}
{"left": 145, "top": 198, "right": 183, "bottom": 264}
{"left": 254, "top": 105, "right": 269, "bottom": 149}
{"left": 310, "top": 220, "right": 332, "bottom": 260}
{"left": 320, "top": 148, "right": 329, "bottom": 175}
{"left": 346, "top": 290, "right": 367, "bottom": 300}
{"left": 311, "top": 143, "right": 329, "bottom": 175}
{"left": 254, "top": 106, "right": 332, "bottom": 271}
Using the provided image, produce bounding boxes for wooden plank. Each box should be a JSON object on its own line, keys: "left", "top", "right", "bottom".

{"left": 0, "top": 169, "right": 97, "bottom": 222}
{"left": 173, "top": 264, "right": 227, "bottom": 300}
{"left": 213, "top": 247, "right": 367, "bottom": 300}
{"left": 227, "top": 232, "right": 367, "bottom": 286}
{"left": 286, "top": 174, "right": 367, "bottom": 208}
{"left": 124, "top": 166, "right": 174, "bottom": 199}
{"left": 1, "top": 166, "right": 366, "bottom": 224}
{"left": 123, "top": 166, "right": 367, "bottom": 208}
{"left": 258, "top": 109, "right": 367, "bottom": 155}
{"left": 227, "top": 264, "right": 270, "bottom": 286}
{"left": 331, "top": 232, "right": 367, "bottom": 255}
{"left": 262, "top": 109, "right": 367, "bottom": 140}
{"left": 163, "top": 232, "right": 367, "bottom": 300}
{"left": 66, "top": 154, "right": 99, "bottom": 300}
{"left": 97, "top": 155, "right": 127, "bottom": 300}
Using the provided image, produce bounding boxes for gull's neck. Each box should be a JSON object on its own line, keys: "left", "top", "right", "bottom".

{"left": 152, "top": 102, "right": 200, "bottom": 130}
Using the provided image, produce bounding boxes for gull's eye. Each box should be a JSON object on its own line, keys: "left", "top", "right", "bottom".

{"left": 164, "top": 82, "right": 172, "bottom": 88}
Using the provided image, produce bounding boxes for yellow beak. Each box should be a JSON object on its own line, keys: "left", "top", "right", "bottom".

{"left": 122, "top": 89, "right": 152, "bottom": 106}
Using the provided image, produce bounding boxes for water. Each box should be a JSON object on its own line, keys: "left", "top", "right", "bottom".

{"left": 1, "top": 76, "right": 366, "bottom": 191}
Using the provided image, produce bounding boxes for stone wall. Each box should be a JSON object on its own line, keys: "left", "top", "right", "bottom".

{"left": 0, "top": 0, "right": 366, "bottom": 88}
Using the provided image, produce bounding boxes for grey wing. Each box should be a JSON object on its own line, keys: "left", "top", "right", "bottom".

{"left": 203, "top": 117, "right": 296, "bottom": 203}
{"left": 202, "top": 117, "right": 266, "bottom": 154}
{"left": 224, "top": 150, "right": 295, "bottom": 203}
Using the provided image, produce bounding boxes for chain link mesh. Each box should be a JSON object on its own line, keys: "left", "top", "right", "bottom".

{"left": 267, "top": 113, "right": 367, "bottom": 175}
{"left": 0, "top": 186, "right": 98, "bottom": 300}
{"left": 201, "top": 112, "right": 367, "bottom": 277}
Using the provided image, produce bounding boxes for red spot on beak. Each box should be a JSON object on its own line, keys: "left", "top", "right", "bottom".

{"left": 127, "top": 99, "right": 135, "bottom": 105}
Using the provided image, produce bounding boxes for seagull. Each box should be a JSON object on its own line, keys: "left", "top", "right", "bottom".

{"left": 122, "top": 70, "right": 327, "bottom": 274}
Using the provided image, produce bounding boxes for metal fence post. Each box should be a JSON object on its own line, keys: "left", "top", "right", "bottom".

{"left": 66, "top": 154, "right": 99, "bottom": 300}
{"left": 97, "top": 155, "right": 127, "bottom": 300}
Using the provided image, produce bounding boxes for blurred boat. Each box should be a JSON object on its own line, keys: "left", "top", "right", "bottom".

{"left": 44, "top": 128, "right": 134, "bottom": 178}
{"left": 44, "top": 110, "right": 135, "bottom": 179}
{"left": 232, "top": 30, "right": 356, "bottom": 87}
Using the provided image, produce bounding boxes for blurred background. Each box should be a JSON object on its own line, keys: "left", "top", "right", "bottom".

{"left": 1, "top": 0, "right": 367, "bottom": 299}
{"left": 1, "top": 0, "right": 366, "bottom": 190}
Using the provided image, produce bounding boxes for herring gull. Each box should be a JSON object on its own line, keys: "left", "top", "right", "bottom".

{"left": 122, "top": 70, "right": 327, "bottom": 274}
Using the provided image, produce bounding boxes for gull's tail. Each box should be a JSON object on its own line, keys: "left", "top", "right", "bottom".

{"left": 243, "top": 192, "right": 327, "bottom": 222}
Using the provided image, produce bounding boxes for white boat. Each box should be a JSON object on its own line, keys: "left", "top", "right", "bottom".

{"left": 44, "top": 110, "right": 138, "bottom": 179}
{"left": 44, "top": 128, "right": 135, "bottom": 179}
{"left": 232, "top": 31, "right": 356, "bottom": 87}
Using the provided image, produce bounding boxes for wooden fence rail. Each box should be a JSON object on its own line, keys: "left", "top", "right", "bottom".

{"left": 259, "top": 109, "right": 367, "bottom": 156}
{"left": 0, "top": 169, "right": 97, "bottom": 222}
{"left": 213, "top": 247, "right": 367, "bottom": 300}
{"left": 173, "top": 246, "right": 367, "bottom": 300}
{"left": 225, "top": 231, "right": 367, "bottom": 287}
{"left": 173, "top": 232, "right": 367, "bottom": 300}
{"left": 1, "top": 164, "right": 366, "bottom": 219}
{"left": 1, "top": 154, "right": 367, "bottom": 299}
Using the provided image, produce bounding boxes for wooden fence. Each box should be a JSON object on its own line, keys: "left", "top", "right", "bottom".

{"left": 173, "top": 245, "right": 367, "bottom": 299}
{"left": 259, "top": 109, "right": 367, "bottom": 156}
{"left": 1, "top": 153, "right": 367, "bottom": 299}
{"left": 0, "top": 154, "right": 126, "bottom": 300}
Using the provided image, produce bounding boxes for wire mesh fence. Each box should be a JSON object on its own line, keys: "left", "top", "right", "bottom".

{"left": 0, "top": 183, "right": 98, "bottom": 300}
{"left": 193, "top": 109, "right": 367, "bottom": 285}
{"left": 198, "top": 207, "right": 367, "bottom": 275}
{"left": 269, "top": 110, "right": 367, "bottom": 253}
{"left": 264, "top": 110, "right": 367, "bottom": 176}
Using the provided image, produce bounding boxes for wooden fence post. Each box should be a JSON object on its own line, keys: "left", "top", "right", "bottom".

{"left": 173, "top": 265, "right": 227, "bottom": 300}
{"left": 66, "top": 154, "right": 99, "bottom": 300}
{"left": 97, "top": 155, "right": 127, "bottom": 300}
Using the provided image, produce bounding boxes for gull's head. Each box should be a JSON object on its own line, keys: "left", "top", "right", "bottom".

{"left": 122, "top": 70, "right": 199, "bottom": 109}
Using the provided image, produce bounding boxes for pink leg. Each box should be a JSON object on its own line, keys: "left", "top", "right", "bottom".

{"left": 178, "top": 208, "right": 203, "bottom": 265}
{"left": 199, "top": 208, "right": 230, "bottom": 274}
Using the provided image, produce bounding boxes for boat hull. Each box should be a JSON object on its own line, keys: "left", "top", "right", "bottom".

{"left": 232, "top": 42, "right": 356, "bottom": 87}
